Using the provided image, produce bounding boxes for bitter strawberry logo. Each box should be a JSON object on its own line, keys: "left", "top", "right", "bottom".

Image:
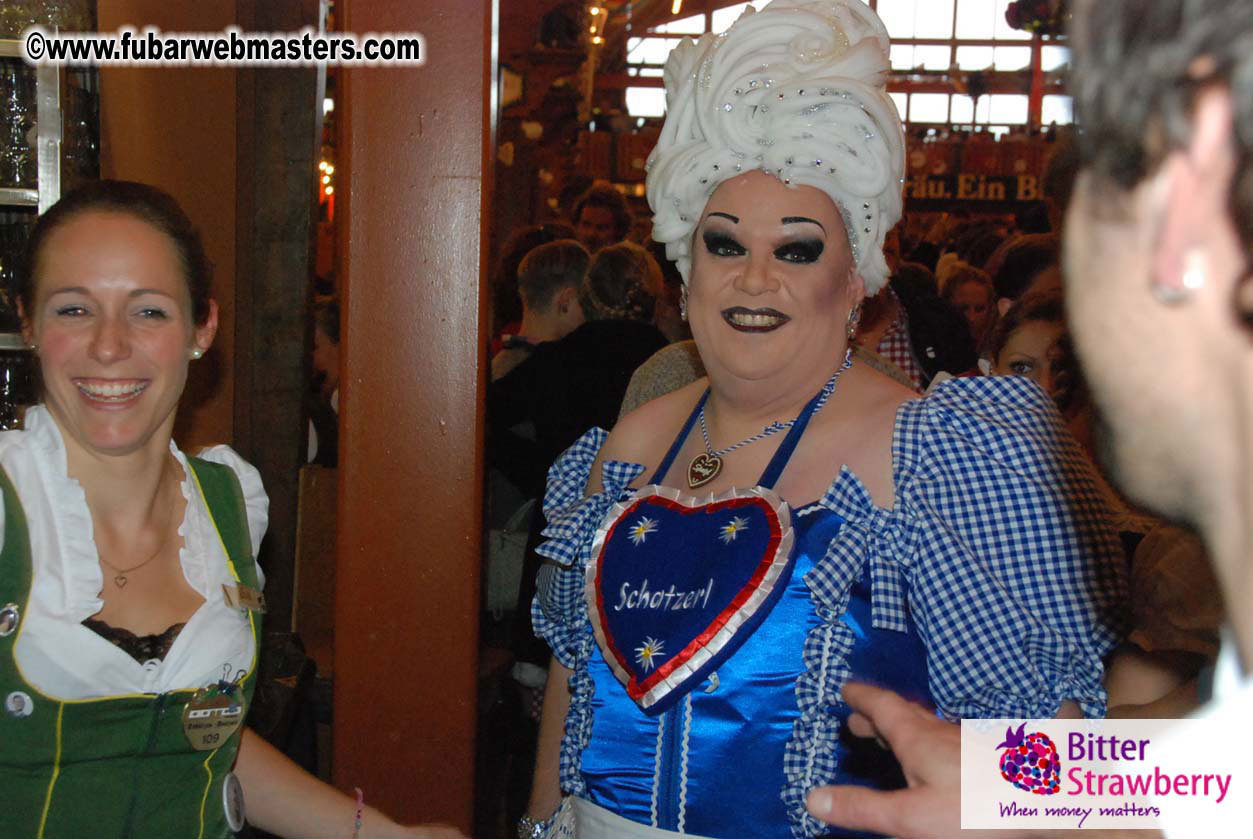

{"left": 996, "top": 722, "right": 1061, "bottom": 795}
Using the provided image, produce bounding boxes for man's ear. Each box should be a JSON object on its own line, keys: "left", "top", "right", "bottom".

{"left": 997, "top": 297, "right": 1013, "bottom": 318}
{"left": 1150, "top": 87, "right": 1237, "bottom": 302}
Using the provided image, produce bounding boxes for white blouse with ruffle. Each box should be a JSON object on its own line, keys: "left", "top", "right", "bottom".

{"left": 2, "top": 405, "right": 268, "bottom": 701}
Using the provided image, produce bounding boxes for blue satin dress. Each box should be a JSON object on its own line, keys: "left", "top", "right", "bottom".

{"left": 578, "top": 386, "right": 933, "bottom": 838}
{"left": 535, "top": 376, "right": 1129, "bottom": 839}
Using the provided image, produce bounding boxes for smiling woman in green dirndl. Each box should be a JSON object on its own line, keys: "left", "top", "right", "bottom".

{"left": 0, "top": 180, "right": 462, "bottom": 839}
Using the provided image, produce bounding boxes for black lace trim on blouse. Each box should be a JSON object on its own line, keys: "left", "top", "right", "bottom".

{"left": 82, "top": 617, "right": 186, "bottom": 663}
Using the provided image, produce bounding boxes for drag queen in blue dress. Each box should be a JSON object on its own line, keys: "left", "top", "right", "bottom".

{"left": 520, "top": 3, "right": 1128, "bottom": 837}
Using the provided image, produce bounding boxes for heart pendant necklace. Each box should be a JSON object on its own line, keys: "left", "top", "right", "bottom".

{"left": 100, "top": 524, "right": 172, "bottom": 588}
{"left": 688, "top": 349, "right": 853, "bottom": 489}
{"left": 98, "top": 471, "right": 178, "bottom": 588}
{"left": 687, "top": 419, "right": 783, "bottom": 489}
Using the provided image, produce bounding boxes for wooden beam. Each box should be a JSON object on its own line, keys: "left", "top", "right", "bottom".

{"left": 332, "top": 0, "right": 491, "bottom": 830}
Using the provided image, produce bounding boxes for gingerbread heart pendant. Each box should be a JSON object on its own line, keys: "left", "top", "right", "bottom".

{"left": 687, "top": 453, "right": 722, "bottom": 488}
{"left": 586, "top": 484, "right": 795, "bottom": 715}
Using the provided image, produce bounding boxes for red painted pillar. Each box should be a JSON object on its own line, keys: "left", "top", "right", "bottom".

{"left": 333, "top": 0, "right": 493, "bottom": 830}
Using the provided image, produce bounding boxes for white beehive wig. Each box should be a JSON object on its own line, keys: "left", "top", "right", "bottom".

{"left": 646, "top": 0, "right": 905, "bottom": 295}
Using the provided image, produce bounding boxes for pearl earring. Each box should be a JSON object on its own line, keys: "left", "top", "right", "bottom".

{"left": 190, "top": 348, "right": 204, "bottom": 360}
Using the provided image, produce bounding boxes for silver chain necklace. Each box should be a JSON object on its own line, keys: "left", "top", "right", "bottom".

{"left": 687, "top": 349, "right": 854, "bottom": 489}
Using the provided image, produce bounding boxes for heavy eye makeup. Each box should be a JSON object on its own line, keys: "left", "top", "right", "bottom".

{"left": 701, "top": 230, "right": 825, "bottom": 265}
{"left": 702, "top": 230, "right": 745, "bottom": 258}
{"left": 774, "top": 238, "right": 824, "bottom": 264}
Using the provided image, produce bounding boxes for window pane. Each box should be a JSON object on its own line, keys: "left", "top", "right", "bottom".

{"left": 626, "top": 37, "right": 679, "bottom": 65}
{"left": 638, "top": 67, "right": 664, "bottom": 77}
{"left": 1041, "top": 95, "right": 1073, "bottom": 125}
{"left": 889, "top": 91, "right": 908, "bottom": 121}
{"left": 1041, "top": 45, "right": 1070, "bottom": 71}
{"left": 955, "top": 0, "right": 996, "bottom": 38}
{"left": 974, "top": 95, "right": 991, "bottom": 123}
{"left": 653, "top": 13, "right": 705, "bottom": 34}
{"left": 876, "top": 0, "right": 916, "bottom": 39}
{"left": 913, "top": 44, "right": 952, "bottom": 70}
{"left": 890, "top": 44, "right": 915, "bottom": 70}
{"left": 711, "top": 1, "right": 768, "bottom": 32}
{"left": 955, "top": 45, "right": 994, "bottom": 70}
{"left": 893, "top": 45, "right": 955, "bottom": 73}
{"left": 992, "top": 45, "right": 1031, "bottom": 71}
{"left": 626, "top": 87, "right": 667, "bottom": 118}
{"left": 988, "top": 94, "right": 1028, "bottom": 123}
{"left": 914, "top": 0, "right": 954, "bottom": 38}
{"left": 909, "top": 93, "right": 950, "bottom": 123}
{"left": 955, "top": 95, "right": 993, "bottom": 123}
{"left": 711, "top": 1, "right": 749, "bottom": 31}
{"left": 950, "top": 94, "right": 974, "bottom": 123}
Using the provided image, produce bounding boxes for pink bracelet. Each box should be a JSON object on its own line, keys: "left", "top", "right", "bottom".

{"left": 352, "top": 788, "right": 364, "bottom": 839}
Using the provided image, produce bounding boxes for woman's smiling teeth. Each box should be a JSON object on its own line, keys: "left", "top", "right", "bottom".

{"left": 723, "top": 307, "right": 789, "bottom": 332}
{"left": 74, "top": 380, "right": 148, "bottom": 401}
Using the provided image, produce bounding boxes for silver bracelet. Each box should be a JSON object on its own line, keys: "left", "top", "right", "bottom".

{"left": 516, "top": 813, "right": 551, "bottom": 839}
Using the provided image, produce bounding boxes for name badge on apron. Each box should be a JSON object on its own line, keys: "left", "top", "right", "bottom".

{"left": 183, "top": 666, "right": 246, "bottom": 751}
{"left": 223, "top": 583, "right": 266, "bottom": 613}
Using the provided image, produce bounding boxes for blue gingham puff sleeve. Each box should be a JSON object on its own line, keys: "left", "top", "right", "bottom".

{"left": 531, "top": 428, "right": 645, "bottom": 669}
{"left": 787, "top": 377, "right": 1126, "bottom": 835}
{"left": 890, "top": 375, "right": 1129, "bottom": 719}
{"left": 530, "top": 428, "right": 645, "bottom": 797}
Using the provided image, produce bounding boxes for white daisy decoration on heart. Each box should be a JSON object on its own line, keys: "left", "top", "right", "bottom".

{"left": 628, "top": 516, "right": 659, "bottom": 546}
{"left": 635, "top": 637, "right": 665, "bottom": 672}
{"left": 719, "top": 515, "right": 750, "bottom": 544}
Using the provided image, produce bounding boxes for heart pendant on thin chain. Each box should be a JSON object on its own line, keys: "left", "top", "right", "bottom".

{"left": 687, "top": 453, "right": 722, "bottom": 489}
{"left": 114, "top": 576, "right": 129, "bottom": 588}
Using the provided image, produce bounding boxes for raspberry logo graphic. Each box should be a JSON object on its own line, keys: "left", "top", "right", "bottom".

{"left": 996, "top": 722, "right": 1061, "bottom": 795}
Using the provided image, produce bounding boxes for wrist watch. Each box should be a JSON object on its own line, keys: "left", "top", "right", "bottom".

{"left": 516, "top": 814, "right": 549, "bottom": 839}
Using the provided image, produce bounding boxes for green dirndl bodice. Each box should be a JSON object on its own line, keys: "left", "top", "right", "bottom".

{"left": 0, "top": 458, "right": 263, "bottom": 839}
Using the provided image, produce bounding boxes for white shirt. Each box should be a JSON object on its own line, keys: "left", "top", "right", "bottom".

{"left": 2, "top": 406, "right": 268, "bottom": 700}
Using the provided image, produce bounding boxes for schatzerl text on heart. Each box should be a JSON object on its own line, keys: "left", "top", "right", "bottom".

{"left": 612, "top": 578, "right": 715, "bottom": 612}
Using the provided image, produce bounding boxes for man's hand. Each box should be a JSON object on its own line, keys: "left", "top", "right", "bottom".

{"left": 805, "top": 681, "right": 965, "bottom": 838}
{"left": 806, "top": 684, "right": 1158, "bottom": 839}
